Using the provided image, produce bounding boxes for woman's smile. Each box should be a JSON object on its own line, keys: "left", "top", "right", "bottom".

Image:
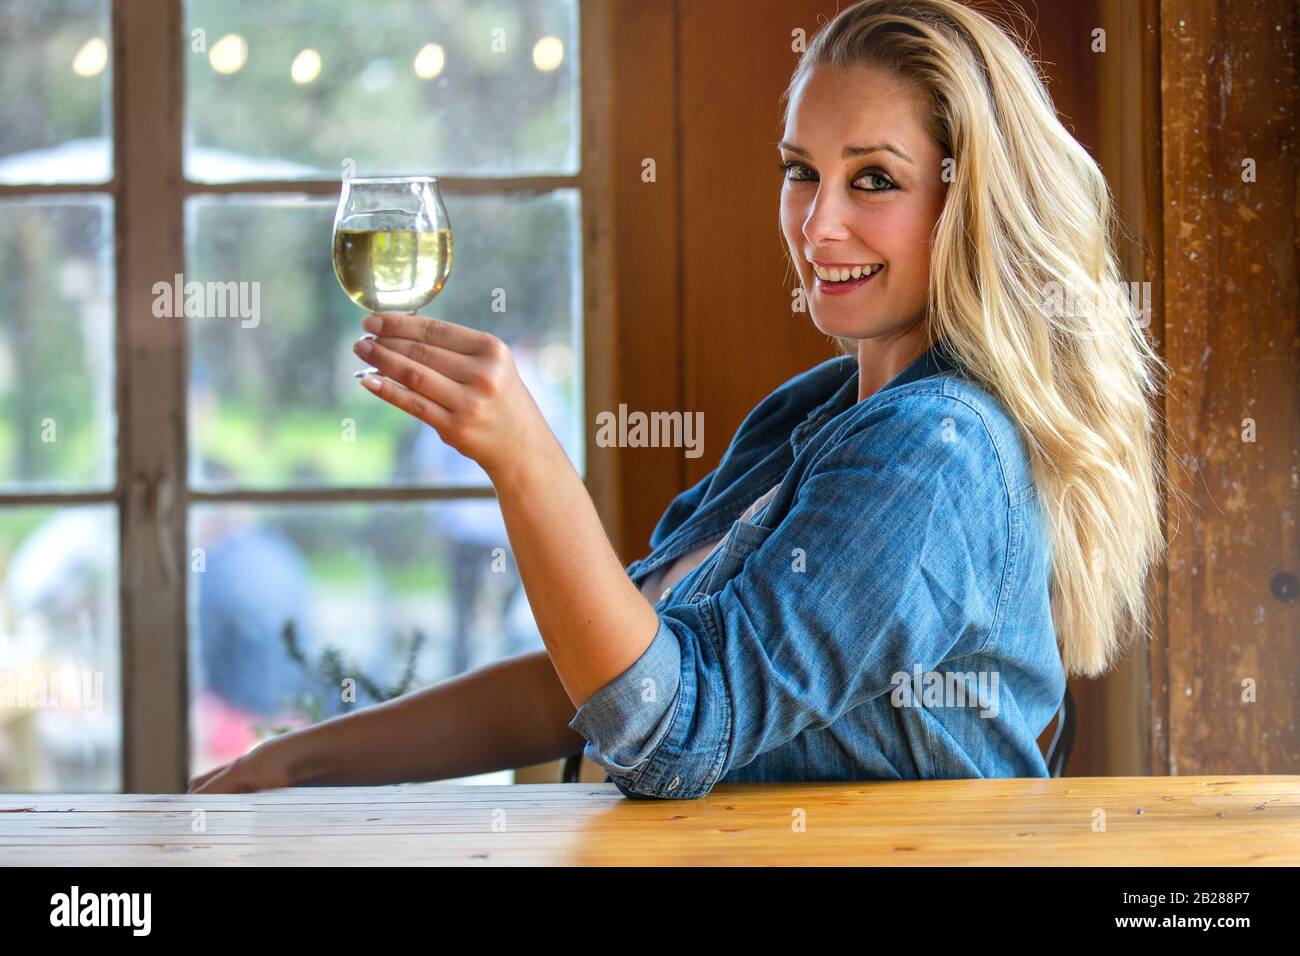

{"left": 812, "top": 260, "right": 885, "bottom": 296}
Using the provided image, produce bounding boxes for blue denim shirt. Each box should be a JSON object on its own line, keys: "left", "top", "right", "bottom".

{"left": 569, "top": 341, "right": 1066, "bottom": 799}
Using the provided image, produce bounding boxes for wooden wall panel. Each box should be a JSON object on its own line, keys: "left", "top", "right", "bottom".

{"left": 1158, "top": 0, "right": 1298, "bottom": 773}
{"left": 608, "top": 0, "right": 687, "bottom": 562}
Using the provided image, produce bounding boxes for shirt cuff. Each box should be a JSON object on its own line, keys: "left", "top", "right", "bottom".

{"left": 567, "top": 616, "right": 682, "bottom": 779}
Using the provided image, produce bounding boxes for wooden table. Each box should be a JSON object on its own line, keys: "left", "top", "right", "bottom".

{"left": 2, "top": 775, "right": 1298, "bottom": 865}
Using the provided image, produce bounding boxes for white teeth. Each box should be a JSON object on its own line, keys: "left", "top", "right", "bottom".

{"left": 813, "top": 263, "right": 882, "bottom": 282}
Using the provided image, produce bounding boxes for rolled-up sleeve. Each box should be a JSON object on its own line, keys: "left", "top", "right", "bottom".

{"left": 567, "top": 616, "right": 685, "bottom": 792}
{"left": 576, "top": 395, "right": 1012, "bottom": 799}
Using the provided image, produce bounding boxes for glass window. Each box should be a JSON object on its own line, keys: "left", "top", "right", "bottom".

{"left": 0, "top": 197, "right": 116, "bottom": 492}
{"left": 0, "top": 1, "right": 118, "bottom": 796}
{"left": 0, "top": 0, "right": 112, "bottom": 185}
{"left": 0, "top": 505, "right": 120, "bottom": 791}
{"left": 183, "top": 0, "right": 579, "bottom": 182}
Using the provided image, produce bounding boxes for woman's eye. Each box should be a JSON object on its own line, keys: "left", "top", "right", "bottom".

{"left": 854, "top": 171, "right": 896, "bottom": 191}
{"left": 778, "top": 160, "right": 813, "bottom": 181}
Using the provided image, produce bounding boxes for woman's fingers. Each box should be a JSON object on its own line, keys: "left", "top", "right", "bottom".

{"left": 362, "top": 311, "right": 489, "bottom": 355}
{"left": 356, "top": 366, "right": 453, "bottom": 431}
{"left": 189, "top": 766, "right": 232, "bottom": 795}
{"left": 354, "top": 312, "right": 526, "bottom": 467}
{"left": 354, "top": 336, "right": 462, "bottom": 410}
{"left": 187, "top": 766, "right": 222, "bottom": 794}
{"left": 357, "top": 334, "right": 478, "bottom": 385}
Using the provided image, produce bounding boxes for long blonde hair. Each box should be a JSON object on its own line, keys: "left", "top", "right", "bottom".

{"left": 782, "top": 0, "right": 1166, "bottom": 677}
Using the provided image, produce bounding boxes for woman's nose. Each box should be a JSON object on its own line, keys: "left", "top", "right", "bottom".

{"left": 801, "top": 188, "right": 854, "bottom": 244}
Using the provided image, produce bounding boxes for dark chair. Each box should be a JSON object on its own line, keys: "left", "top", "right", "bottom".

{"left": 1045, "top": 684, "right": 1077, "bottom": 777}
{"left": 561, "top": 749, "right": 598, "bottom": 784}
{"left": 560, "top": 684, "right": 1078, "bottom": 783}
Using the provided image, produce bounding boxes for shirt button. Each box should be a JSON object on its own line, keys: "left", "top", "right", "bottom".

{"left": 666, "top": 776, "right": 680, "bottom": 792}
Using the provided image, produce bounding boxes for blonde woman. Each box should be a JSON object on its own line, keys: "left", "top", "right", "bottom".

{"left": 190, "top": 0, "right": 1164, "bottom": 798}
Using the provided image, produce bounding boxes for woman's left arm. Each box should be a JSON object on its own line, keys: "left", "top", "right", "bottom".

{"left": 353, "top": 312, "right": 659, "bottom": 708}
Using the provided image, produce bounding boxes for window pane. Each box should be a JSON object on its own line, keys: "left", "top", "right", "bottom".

{"left": 0, "top": 197, "right": 115, "bottom": 492}
{"left": 188, "top": 500, "right": 542, "bottom": 778}
{"left": 0, "top": 0, "right": 112, "bottom": 185}
{"left": 0, "top": 505, "right": 120, "bottom": 792}
{"left": 186, "top": 191, "right": 582, "bottom": 490}
{"left": 183, "top": 0, "right": 579, "bottom": 182}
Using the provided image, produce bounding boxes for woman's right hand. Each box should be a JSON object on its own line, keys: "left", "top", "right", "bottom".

{"left": 187, "top": 737, "right": 295, "bottom": 794}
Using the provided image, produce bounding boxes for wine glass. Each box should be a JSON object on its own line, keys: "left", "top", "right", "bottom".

{"left": 331, "top": 176, "right": 453, "bottom": 319}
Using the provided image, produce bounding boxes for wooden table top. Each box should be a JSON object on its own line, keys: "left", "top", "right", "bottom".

{"left": 2, "top": 775, "right": 1298, "bottom": 866}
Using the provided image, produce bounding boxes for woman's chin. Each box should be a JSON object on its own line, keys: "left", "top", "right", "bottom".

{"left": 810, "top": 308, "right": 926, "bottom": 344}
{"left": 809, "top": 313, "right": 868, "bottom": 340}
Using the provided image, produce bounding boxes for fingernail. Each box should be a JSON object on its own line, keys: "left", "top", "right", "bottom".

{"left": 362, "top": 315, "right": 383, "bottom": 333}
{"left": 360, "top": 374, "right": 382, "bottom": 391}
{"left": 354, "top": 336, "right": 373, "bottom": 356}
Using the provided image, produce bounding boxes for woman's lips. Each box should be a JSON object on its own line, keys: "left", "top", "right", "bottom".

{"left": 814, "top": 266, "right": 882, "bottom": 296}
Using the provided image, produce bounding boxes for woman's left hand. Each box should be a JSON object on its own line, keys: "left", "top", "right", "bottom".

{"left": 352, "top": 312, "right": 553, "bottom": 478}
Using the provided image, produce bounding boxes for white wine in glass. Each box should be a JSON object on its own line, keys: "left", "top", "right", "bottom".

{"left": 332, "top": 176, "right": 453, "bottom": 314}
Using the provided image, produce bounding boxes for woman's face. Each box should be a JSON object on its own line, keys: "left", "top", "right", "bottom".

{"left": 779, "top": 64, "right": 948, "bottom": 344}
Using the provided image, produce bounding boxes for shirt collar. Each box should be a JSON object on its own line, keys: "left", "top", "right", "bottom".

{"left": 789, "top": 340, "right": 959, "bottom": 456}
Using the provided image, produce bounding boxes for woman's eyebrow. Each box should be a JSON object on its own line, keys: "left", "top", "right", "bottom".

{"left": 778, "top": 141, "right": 914, "bottom": 164}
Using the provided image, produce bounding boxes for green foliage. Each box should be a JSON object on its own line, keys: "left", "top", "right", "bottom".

{"left": 252, "top": 616, "right": 428, "bottom": 738}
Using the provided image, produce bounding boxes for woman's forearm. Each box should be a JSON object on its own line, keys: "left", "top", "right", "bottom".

{"left": 486, "top": 435, "right": 662, "bottom": 710}
{"left": 271, "top": 649, "right": 587, "bottom": 787}
{"left": 348, "top": 315, "right": 658, "bottom": 712}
